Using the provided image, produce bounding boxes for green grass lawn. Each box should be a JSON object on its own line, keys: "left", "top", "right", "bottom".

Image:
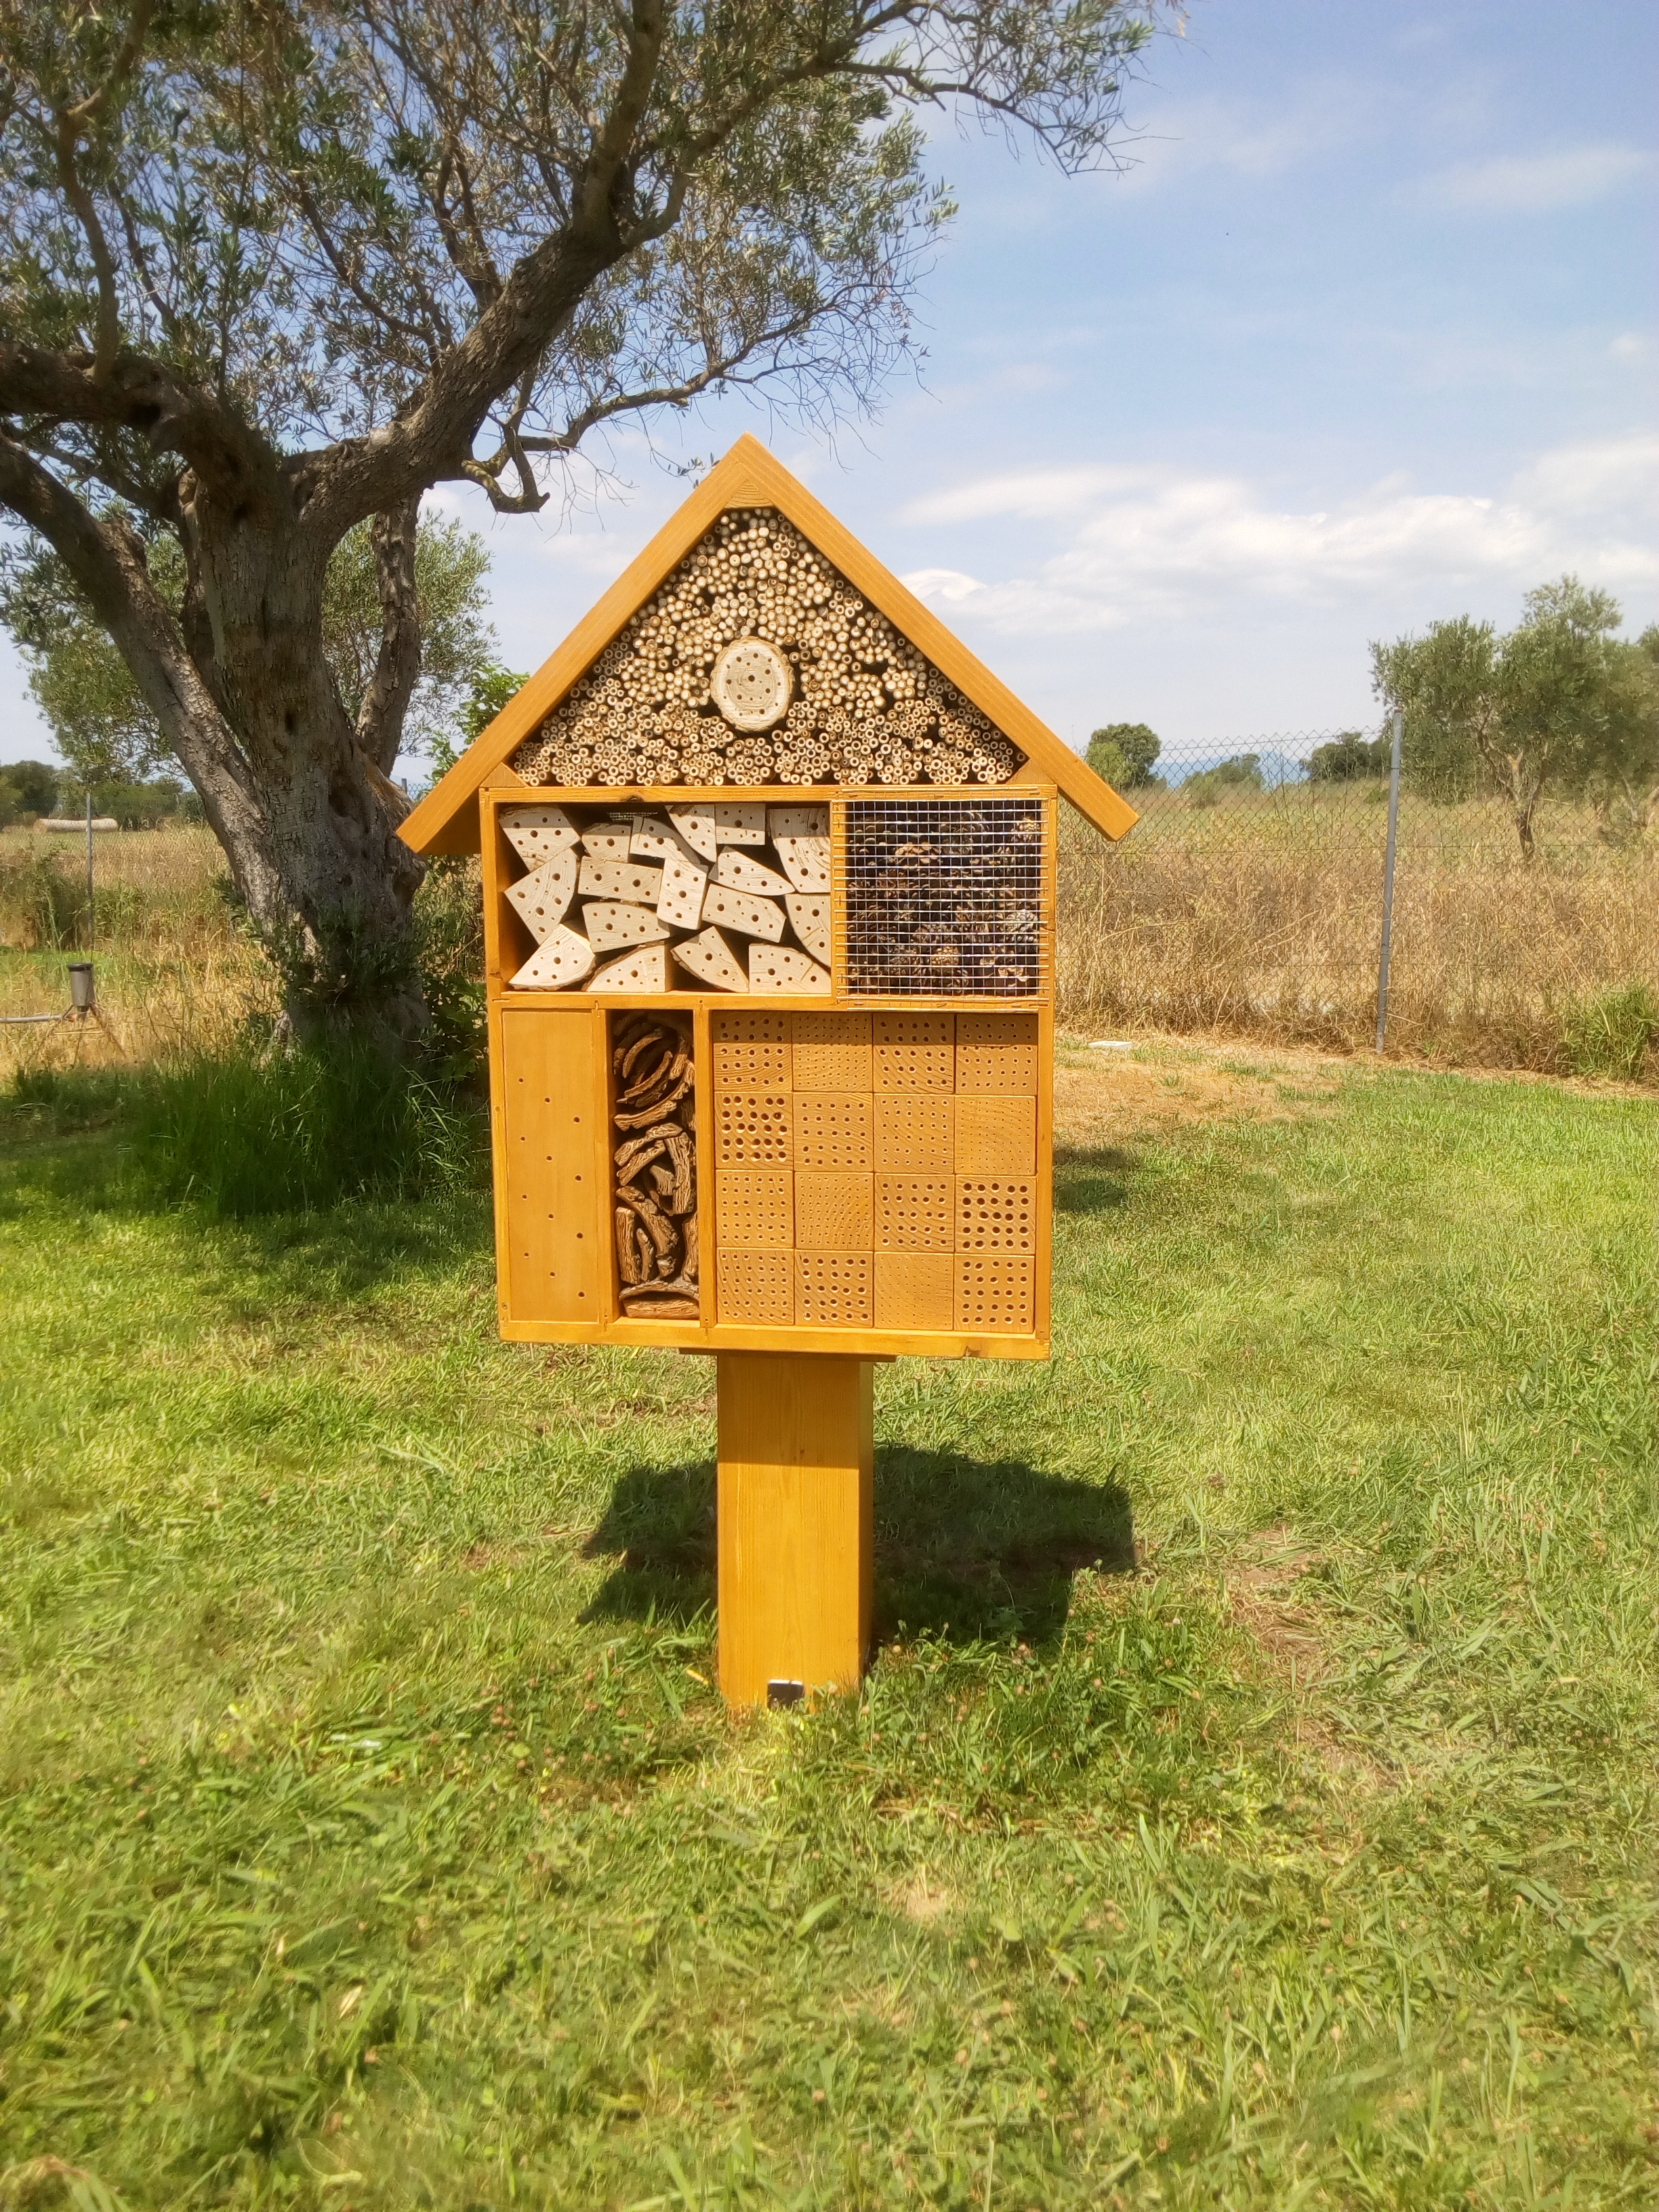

{"left": 1, "top": 1050, "right": 1654, "bottom": 2209}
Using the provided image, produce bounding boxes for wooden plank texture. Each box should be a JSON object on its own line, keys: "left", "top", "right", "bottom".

{"left": 497, "top": 1008, "right": 605, "bottom": 1326}
{"left": 716, "top": 1353, "right": 873, "bottom": 1708}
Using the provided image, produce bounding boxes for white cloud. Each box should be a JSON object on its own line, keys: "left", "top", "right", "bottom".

{"left": 1420, "top": 145, "right": 1654, "bottom": 213}
{"left": 898, "top": 434, "right": 1659, "bottom": 636}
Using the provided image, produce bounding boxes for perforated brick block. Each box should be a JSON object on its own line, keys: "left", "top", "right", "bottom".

{"left": 874, "top": 1011, "right": 955, "bottom": 1092}
{"left": 954, "top": 1013, "right": 1040, "bottom": 1094}
{"left": 714, "top": 1091, "right": 794, "bottom": 1167}
{"left": 712, "top": 1010, "right": 791, "bottom": 1090}
{"left": 790, "top": 1012, "right": 872, "bottom": 1092}
{"left": 956, "top": 1176, "right": 1038, "bottom": 1252}
{"left": 792, "top": 1093, "right": 872, "bottom": 1172}
{"left": 794, "top": 1171, "right": 874, "bottom": 1251}
{"left": 953, "top": 1093, "right": 1037, "bottom": 1176}
{"left": 954, "top": 1252, "right": 1035, "bottom": 1333}
{"left": 874, "top": 1174, "right": 955, "bottom": 1250}
{"left": 873, "top": 1093, "right": 954, "bottom": 1171}
{"left": 874, "top": 1251, "right": 954, "bottom": 1331}
{"left": 717, "top": 1170, "right": 794, "bottom": 1249}
{"left": 718, "top": 1249, "right": 794, "bottom": 1326}
{"left": 796, "top": 1250, "right": 872, "bottom": 1328}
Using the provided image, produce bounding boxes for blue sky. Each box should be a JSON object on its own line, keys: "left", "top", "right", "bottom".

{"left": 3, "top": 0, "right": 1654, "bottom": 769}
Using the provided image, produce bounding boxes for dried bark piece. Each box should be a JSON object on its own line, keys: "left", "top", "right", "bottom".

{"left": 583, "top": 901, "right": 672, "bottom": 952}
{"left": 504, "top": 851, "right": 578, "bottom": 940}
{"left": 511, "top": 924, "right": 595, "bottom": 990}
{"left": 672, "top": 928, "right": 749, "bottom": 993}
{"left": 586, "top": 944, "right": 671, "bottom": 993}
{"left": 701, "top": 884, "right": 785, "bottom": 941}
{"left": 501, "top": 804, "right": 578, "bottom": 867}
{"left": 749, "top": 943, "right": 832, "bottom": 995}
{"left": 713, "top": 849, "right": 790, "bottom": 897}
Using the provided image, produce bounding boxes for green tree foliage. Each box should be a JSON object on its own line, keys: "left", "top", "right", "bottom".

{"left": 1371, "top": 575, "right": 1650, "bottom": 859}
{"left": 1086, "top": 722, "right": 1164, "bottom": 790}
{"left": 0, "top": 758, "right": 61, "bottom": 825}
{"left": 1304, "top": 729, "right": 1389, "bottom": 781}
{"left": 0, "top": 515, "right": 500, "bottom": 795}
{"left": 1183, "top": 753, "right": 1264, "bottom": 807}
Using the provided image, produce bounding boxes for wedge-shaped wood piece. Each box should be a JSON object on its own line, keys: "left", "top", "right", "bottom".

{"left": 783, "top": 890, "right": 831, "bottom": 964}
{"left": 501, "top": 804, "right": 577, "bottom": 868}
{"left": 586, "top": 943, "right": 670, "bottom": 993}
{"left": 630, "top": 815, "right": 699, "bottom": 863}
{"left": 669, "top": 804, "right": 718, "bottom": 861}
{"left": 578, "top": 855, "right": 664, "bottom": 903}
{"left": 713, "top": 848, "right": 791, "bottom": 897}
{"left": 504, "top": 851, "right": 578, "bottom": 940}
{"left": 768, "top": 804, "right": 829, "bottom": 842}
{"left": 771, "top": 807, "right": 832, "bottom": 891}
{"left": 750, "top": 943, "right": 831, "bottom": 995}
{"left": 702, "top": 884, "right": 785, "bottom": 941}
{"left": 583, "top": 900, "right": 672, "bottom": 952}
{"left": 580, "top": 823, "right": 636, "bottom": 860}
{"left": 657, "top": 853, "right": 709, "bottom": 931}
{"left": 714, "top": 801, "right": 767, "bottom": 846}
{"left": 672, "top": 926, "right": 749, "bottom": 992}
{"left": 510, "top": 923, "right": 595, "bottom": 990}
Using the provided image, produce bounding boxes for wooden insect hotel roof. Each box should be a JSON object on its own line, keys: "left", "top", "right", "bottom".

{"left": 398, "top": 435, "right": 1138, "bottom": 856}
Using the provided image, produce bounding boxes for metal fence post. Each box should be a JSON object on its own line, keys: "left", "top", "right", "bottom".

{"left": 1374, "top": 710, "right": 1403, "bottom": 1052}
{"left": 85, "top": 787, "right": 95, "bottom": 954}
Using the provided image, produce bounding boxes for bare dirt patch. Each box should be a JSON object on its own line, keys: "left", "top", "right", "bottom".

{"left": 1054, "top": 1038, "right": 1341, "bottom": 1147}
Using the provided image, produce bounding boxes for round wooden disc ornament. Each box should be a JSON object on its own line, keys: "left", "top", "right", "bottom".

{"left": 711, "top": 637, "right": 792, "bottom": 731}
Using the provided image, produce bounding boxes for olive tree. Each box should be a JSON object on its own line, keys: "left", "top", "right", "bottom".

{"left": 0, "top": 0, "right": 1169, "bottom": 1041}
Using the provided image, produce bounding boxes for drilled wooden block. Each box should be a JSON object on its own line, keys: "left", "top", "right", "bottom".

{"left": 873, "top": 1093, "right": 954, "bottom": 1171}
{"left": 795, "top": 1170, "right": 873, "bottom": 1251}
{"left": 703, "top": 884, "right": 786, "bottom": 943}
{"left": 956, "top": 1176, "right": 1037, "bottom": 1252}
{"left": 717, "top": 1170, "right": 794, "bottom": 1249}
{"left": 874, "top": 1174, "right": 955, "bottom": 1250}
{"left": 581, "top": 900, "right": 670, "bottom": 952}
{"left": 714, "top": 801, "right": 768, "bottom": 846}
{"left": 874, "top": 1011, "right": 954, "bottom": 1092}
{"left": 954, "top": 1252, "right": 1035, "bottom": 1334}
{"left": 510, "top": 924, "right": 595, "bottom": 991}
{"left": 796, "top": 1251, "right": 872, "bottom": 1328}
{"left": 783, "top": 891, "right": 832, "bottom": 966}
{"left": 748, "top": 943, "right": 830, "bottom": 995}
{"left": 954, "top": 1013, "right": 1040, "bottom": 1094}
{"left": 585, "top": 943, "right": 671, "bottom": 994}
{"left": 790, "top": 1012, "right": 872, "bottom": 1092}
{"left": 714, "top": 1091, "right": 794, "bottom": 1167}
{"left": 500, "top": 804, "right": 578, "bottom": 869}
{"left": 712, "top": 1010, "right": 791, "bottom": 1090}
{"left": 578, "top": 855, "right": 665, "bottom": 905}
{"left": 953, "top": 1093, "right": 1037, "bottom": 1175}
{"left": 504, "top": 851, "right": 578, "bottom": 941}
{"left": 714, "top": 848, "right": 791, "bottom": 897}
{"left": 874, "top": 1251, "right": 954, "bottom": 1331}
{"left": 792, "top": 1093, "right": 872, "bottom": 1172}
{"left": 668, "top": 804, "right": 718, "bottom": 861}
{"left": 718, "top": 1249, "right": 794, "bottom": 1326}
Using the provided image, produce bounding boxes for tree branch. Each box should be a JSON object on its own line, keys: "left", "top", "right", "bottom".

{"left": 356, "top": 493, "right": 423, "bottom": 775}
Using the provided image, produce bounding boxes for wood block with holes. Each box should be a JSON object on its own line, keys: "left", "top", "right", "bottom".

{"left": 796, "top": 1250, "right": 872, "bottom": 1328}
{"left": 954, "top": 1252, "right": 1036, "bottom": 1334}
{"left": 504, "top": 851, "right": 578, "bottom": 940}
{"left": 585, "top": 943, "right": 670, "bottom": 993}
{"left": 712, "top": 1008, "right": 791, "bottom": 1088}
{"left": 956, "top": 1176, "right": 1038, "bottom": 1252}
{"left": 790, "top": 1012, "right": 871, "bottom": 1091}
{"left": 672, "top": 926, "right": 747, "bottom": 993}
{"left": 874, "top": 1092, "right": 953, "bottom": 1170}
{"left": 717, "top": 1170, "right": 794, "bottom": 1248}
{"left": 500, "top": 804, "right": 578, "bottom": 869}
{"left": 702, "top": 884, "right": 785, "bottom": 942}
{"left": 874, "top": 1012, "right": 954, "bottom": 1091}
{"left": 794, "top": 1170, "right": 873, "bottom": 1251}
{"left": 783, "top": 890, "right": 832, "bottom": 965}
{"left": 874, "top": 1173, "right": 955, "bottom": 1250}
{"left": 497, "top": 1009, "right": 602, "bottom": 1324}
{"left": 748, "top": 943, "right": 830, "bottom": 994}
{"left": 874, "top": 1250, "right": 954, "bottom": 1331}
{"left": 954, "top": 1093, "right": 1036, "bottom": 1175}
{"left": 717, "top": 1250, "right": 795, "bottom": 1326}
{"left": 714, "top": 1090, "right": 794, "bottom": 1167}
{"left": 713, "top": 848, "right": 790, "bottom": 897}
{"left": 954, "top": 1013, "right": 1040, "bottom": 1093}
{"left": 580, "top": 823, "right": 635, "bottom": 860}
{"left": 577, "top": 855, "right": 664, "bottom": 904}
{"left": 792, "top": 1093, "right": 871, "bottom": 1171}
{"left": 630, "top": 814, "right": 697, "bottom": 863}
{"left": 581, "top": 900, "right": 670, "bottom": 952}
{"left": 716, "top": 1352, "right": 872, "bottom": 1707}
{"left": 511, "top": 925, "right": 595, "bottom": 991}
{"left": 668, "top": 804, "right": 718, "bottom": 860}
{"left": 714, "top": 801, "right": 767, "bottom": 846}
{"left": 656, "top": 853, "right": 709, "bottom": 930}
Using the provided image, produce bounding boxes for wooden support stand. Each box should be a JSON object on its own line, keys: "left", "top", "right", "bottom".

{"left": 716, "top": 1353, "right": 873, "bottom": 1708}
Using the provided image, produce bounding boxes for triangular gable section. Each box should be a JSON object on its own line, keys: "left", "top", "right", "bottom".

{"left": 399, "top": 436, "right": 1136, "bottom": 856}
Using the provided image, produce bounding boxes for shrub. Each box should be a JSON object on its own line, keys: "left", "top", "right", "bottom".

{"left": 1561, "top": 983, "right": 1659, "bottom": 1081}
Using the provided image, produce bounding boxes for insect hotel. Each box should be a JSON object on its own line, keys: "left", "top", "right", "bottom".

{"left": 400, "top": 437, "right": 1135, "bottom": 1707}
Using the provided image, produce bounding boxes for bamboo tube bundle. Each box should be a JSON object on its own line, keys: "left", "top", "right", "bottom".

{"left": 510, "top": 507, "right": 1024, "bottom": 790}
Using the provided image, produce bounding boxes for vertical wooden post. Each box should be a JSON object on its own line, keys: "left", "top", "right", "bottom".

{"left": 716, "top": 1353, "right": 873, "bottom": 1708}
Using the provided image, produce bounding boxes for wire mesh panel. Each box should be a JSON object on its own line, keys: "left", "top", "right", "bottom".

{"left": 843, "top": 798, "right": 1047, "bottom": 998}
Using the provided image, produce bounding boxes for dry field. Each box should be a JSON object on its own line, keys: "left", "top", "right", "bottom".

{"left": 1059, "top": 792, "right": 1659, "bottom": 1072}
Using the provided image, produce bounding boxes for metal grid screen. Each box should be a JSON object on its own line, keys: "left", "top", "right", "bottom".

{"left": 842, "top": 798, "right": 1046, "bottom": 999}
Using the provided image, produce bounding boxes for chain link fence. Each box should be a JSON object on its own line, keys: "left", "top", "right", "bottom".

{"left": 1057, "top": 729, "right": 1659, "bottom": 1072}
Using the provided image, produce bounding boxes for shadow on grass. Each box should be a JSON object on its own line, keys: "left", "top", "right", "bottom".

{"left": 581, "top": 1449, "right": 1133, "bottom": 1645}
{"left": 1053, "top": 1143, "right": 1138, "bottom": 1216}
